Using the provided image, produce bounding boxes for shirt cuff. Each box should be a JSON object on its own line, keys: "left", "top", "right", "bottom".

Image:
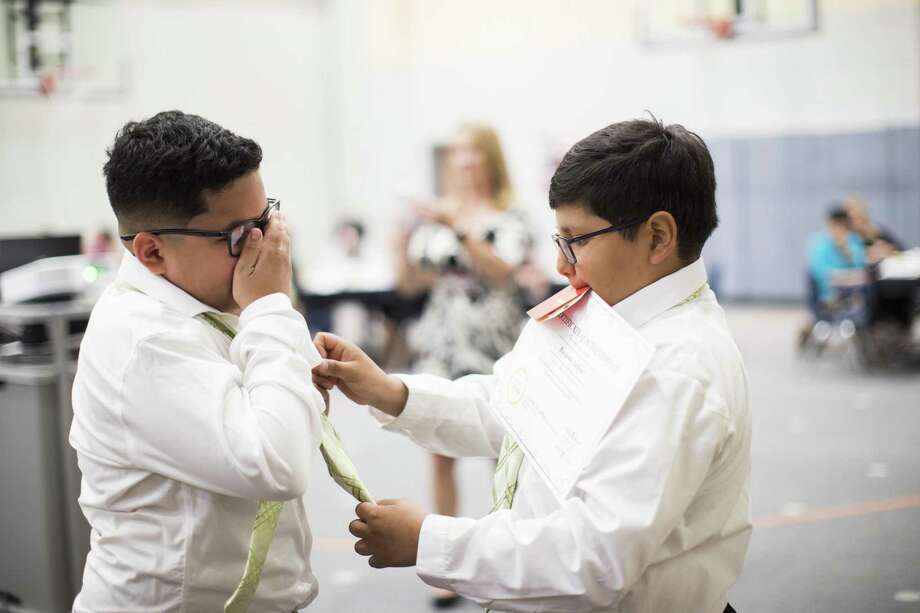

{"left": 416, "top": 513, "right": 475, "bottom": 590}
{"left": 238, "top": 292, "right": 295, "bottom": 325}
{"left": 237, "top": 293, "right": 322, "bottom": 368}
{"left": 371, "top": 374, "right": 434, "bottom": 432}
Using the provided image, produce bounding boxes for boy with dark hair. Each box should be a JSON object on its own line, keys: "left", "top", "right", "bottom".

{"left": 70, "top": 111, "right": 328, "bottom": 611}
{"left": 315, "top": 117, "right": 750, "bottom": 613}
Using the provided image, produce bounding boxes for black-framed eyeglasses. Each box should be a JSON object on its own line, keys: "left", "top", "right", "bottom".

{"left": 120, "top": 198, "right": 281, "bottom": 257}
{"left": 552, "top": 217, "right": 646, "bottom": 265}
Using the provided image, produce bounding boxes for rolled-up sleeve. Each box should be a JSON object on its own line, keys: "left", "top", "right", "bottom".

{"left": 121, "top": 293, "right": 325, "bottom": 501}
{"left": 370, "top": 354, "right": 516, "bottom": 459}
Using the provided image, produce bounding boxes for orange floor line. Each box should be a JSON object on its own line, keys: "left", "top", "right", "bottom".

{"left": 753, "top": 494, "right": 920, "bottom": 528}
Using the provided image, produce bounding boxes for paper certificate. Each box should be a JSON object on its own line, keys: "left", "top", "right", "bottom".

{"left": 492, "top": 291, "right": 654, "bottom": 501}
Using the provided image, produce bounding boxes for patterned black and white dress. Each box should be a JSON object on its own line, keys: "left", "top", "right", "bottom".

{"left": 407, "top": 209, "right": 531, "bottom": 379}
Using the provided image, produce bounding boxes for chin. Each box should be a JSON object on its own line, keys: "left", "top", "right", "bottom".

{"left": 588, "top": 282, "right": 618, "bottom": 305}
{"left": 205, "top": 293, "right": 236, "bottom": 314}
{"left": 223, "top": 297, "right": 241, "bottom": 314}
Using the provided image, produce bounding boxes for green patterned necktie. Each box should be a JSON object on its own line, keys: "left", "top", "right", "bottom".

{"left": 485, "top": 436, "right": 524, "bottom": 613}
{"left": 198, "top": 312, "right": 373, "bottom": 613}
{"left": 490, "top": 435, "right": 525, "bottom": 512}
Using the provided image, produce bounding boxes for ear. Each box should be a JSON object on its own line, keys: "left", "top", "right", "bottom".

{"left": 646, "top": 211, "right": 678, "bottom": 266}
{"left": 132, "top": 233, "right": 169, "bottom": 275}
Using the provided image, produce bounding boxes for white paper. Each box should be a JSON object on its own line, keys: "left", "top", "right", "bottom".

{"left": 491, "top": 291, "right": 654, "bottom": 501}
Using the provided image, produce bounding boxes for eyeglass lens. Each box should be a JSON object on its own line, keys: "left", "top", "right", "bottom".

{"left": 229, "top": 202, "right": 278, "bottom": 256}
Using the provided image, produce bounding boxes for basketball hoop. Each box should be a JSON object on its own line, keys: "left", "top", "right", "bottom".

{"left": 1, "top": 2, "right": 128, "bottom": 100}
{"left": 636, "top": 0, "right": 818, "bottom": 49}
{"left": 706, "top": 17, "right": 736, "bottom": 40}
{"left": 673, "top": 14, "right": 738, "bottom": 43}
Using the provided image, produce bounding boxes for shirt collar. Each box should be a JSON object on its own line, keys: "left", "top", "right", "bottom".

{"left": 116, "top": 251, "right": 216, "bottom": 318}
{"left": 611, "top": 257, "right": 709, "bottom": 329}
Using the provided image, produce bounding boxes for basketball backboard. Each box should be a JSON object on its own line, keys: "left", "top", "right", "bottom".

{"left": 636, "top": 0, "right": 819, "bottom": 48}
{"left": 0, "top": 0, "right": 128, "bottom": 98}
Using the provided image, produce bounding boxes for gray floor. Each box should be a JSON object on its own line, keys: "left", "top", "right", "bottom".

{"left": 303, "top": 305, "right": 920, "bottom": 613}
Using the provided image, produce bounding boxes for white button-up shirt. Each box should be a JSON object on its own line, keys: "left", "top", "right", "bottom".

{"left": 70, "top": 252, "right": 325, "bottom": 612}
{"left": 381, "top": 258, "right": 751, "bottom": 613}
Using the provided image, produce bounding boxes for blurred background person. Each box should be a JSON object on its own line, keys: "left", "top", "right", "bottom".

{"left": 808, "top": 207, "right": 867, "bottom": 310}
{"left": 844, "top": 196, "right": 904, "bottom": 264}
{"left": 84, "top": 228, "right": 120, "bottom": 274}
{"left": 844, "top": 197, "right": 917, "bottom": 344}
{"left": 802, "top": 206, "right": 869, "bottom": 347}
{"left": 304, "top": 217, "right": 395, "bottom": 354}
{"left": 394, "top": 122, "right": 531, "bottom": 608}
{"left": 85, "top": 229, "right": 116, "bottom": 260}
{"left": 309, "top": 217, "right": 389, "bottom": 293}
{"left": 807, "top": 206, "right": 868, "bottom": 319}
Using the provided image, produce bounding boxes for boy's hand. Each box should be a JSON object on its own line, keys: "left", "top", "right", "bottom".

{"left": 233, "top": 212, "right": 292, "bottom": 310}
{"left": 349, "top": 499, "right": 428, "bottom": 568}
{"left": 312, "top": 333, "right": 408, "bottom": 417}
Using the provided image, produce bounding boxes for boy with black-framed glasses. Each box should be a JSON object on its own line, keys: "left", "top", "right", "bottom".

{"left": 70, "top": 111, "right": 328, "bottom": 612}
{"left": 315, "top": 116, "right": 749, "bottom": 613}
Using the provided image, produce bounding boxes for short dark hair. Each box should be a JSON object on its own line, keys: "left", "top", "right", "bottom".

{"left": 827, "top": 205, "right": 850, "bottom": 224}
{"left": 103, "top": 110, "right": 263, "bottom": 231}
{"left": 337, "top": 218, "right": 366, "bottom": 240}
{"left": 549, "top": 116, "right": 718, "bottom": 262}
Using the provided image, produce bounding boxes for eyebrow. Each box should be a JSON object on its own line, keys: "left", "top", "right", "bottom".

{"left": 556, "top": 225, "right": 584, "bottom": 237}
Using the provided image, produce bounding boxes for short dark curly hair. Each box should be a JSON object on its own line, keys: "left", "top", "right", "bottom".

{"left": 103, "top": 110, "right": 263, "bottom": 232}
{"left": 549, "top": 116, "right": 718, "bottom": 262}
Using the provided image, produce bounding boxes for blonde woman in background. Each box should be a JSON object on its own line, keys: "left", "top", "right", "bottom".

{"left": 395, "top": 123, "right": 532, "bottom": 608}
{"left": 843, "top": 196, "right": 903, "bottom": 263}
{"left": 843, "top": 196, "right": 915, "bottom": 336}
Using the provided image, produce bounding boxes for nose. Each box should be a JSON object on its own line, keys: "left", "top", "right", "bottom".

{"left": 555, "top": 249, "right": 575, "bottom": 279}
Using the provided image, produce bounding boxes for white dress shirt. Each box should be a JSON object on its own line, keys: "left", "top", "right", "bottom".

{"left": 378, "top": 258, "right": 752, "bottom": 613}
{"left": 70, "top": 252, "right": 325, "bottom": 612}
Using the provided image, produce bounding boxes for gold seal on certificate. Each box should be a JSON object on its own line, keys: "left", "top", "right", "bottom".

{"left": 506, "top": 369, "right": 528, "bottom": 406}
